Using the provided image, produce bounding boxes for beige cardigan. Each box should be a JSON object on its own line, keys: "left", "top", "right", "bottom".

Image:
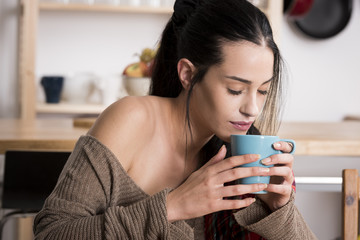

{"left": 33, "top": 135, "right": 317, "bottom": 240}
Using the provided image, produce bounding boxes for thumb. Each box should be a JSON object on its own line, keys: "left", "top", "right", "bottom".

{"left": 205, "top": 145, "right": 227, "bottom": 167}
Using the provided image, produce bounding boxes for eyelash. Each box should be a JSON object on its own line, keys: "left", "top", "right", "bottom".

{"left": 227, "top": 89, "right": 269, "bottom": 96}
{"left": 258, "top": 90, "right": 268, "bottom": 96}
{"left": 227, "top": 89, "right": 242, "bottom": 95}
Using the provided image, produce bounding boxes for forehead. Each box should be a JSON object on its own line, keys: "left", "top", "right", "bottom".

{"left": 219, "top": 41, "right": 274, "bottom": 82}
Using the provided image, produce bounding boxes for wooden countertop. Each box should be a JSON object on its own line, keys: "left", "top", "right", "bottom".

{"left": 0, "top": 118, "right": 359, "bottom": 156}
{"left": 0, "top": 119, "right": 88, "bottom": 154}
{"left": 278, "top": 121, "right": 360, "bottom": 156}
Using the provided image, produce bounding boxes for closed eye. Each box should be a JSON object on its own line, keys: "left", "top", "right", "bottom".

{"left": 227, "top": 89, "right": 242, "bottom": 95}
{"left": 258, "top": 90, "right": 268, "bottom": 95}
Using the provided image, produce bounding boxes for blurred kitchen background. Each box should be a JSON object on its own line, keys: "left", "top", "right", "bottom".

{"left": 0, "top": 0, "right": 360, "bottom": 239}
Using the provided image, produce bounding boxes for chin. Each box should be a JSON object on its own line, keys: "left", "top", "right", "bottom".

{"left": 215, "top": 127, "right": 248, "bottom": 143}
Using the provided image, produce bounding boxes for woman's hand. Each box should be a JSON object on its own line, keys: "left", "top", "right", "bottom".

{"left": 257, "top": 141, "right": 295, "bottom": 212}
{"left": 166, "top": 145, "right": 269, "bottom": 222}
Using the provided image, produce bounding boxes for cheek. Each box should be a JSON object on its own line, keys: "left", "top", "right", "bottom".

{"left": 191, "top": 85, "right": 216, "bottom": 119}
{"left": 210, "top": 91, "right": 237, "bottom": 118}
{"left": 193, "top": 85, "right": 231, "bottom": 125}
{"left": 193, "top": 81, "right": 220, "bottom": 110}
{"left": 204, "top": 94, "right": 226, "bottom": 121}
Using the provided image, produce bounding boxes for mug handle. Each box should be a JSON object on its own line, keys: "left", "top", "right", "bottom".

{"left": 279, "top": 139, "right": 296, "bottom": 154}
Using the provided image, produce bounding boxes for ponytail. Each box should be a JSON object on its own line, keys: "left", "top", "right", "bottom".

{"left": 149, "top": 20, "right": 182, "bottom": 97}
{"left": 150, "top": 0, "right": 200, "bottom": 98}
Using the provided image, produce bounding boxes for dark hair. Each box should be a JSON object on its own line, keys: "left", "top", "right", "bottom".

{"left": 150, "top": 0, "right": 284, "bottom": 164}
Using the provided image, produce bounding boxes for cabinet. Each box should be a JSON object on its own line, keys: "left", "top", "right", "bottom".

{"left": 18, "top": 0, "right": 283, "bottom": 120}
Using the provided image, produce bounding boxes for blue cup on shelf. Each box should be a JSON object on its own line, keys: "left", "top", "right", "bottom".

{"left": 231, "top": 135, "right": 296, "bottom": 194}
{"left": 40, "top": 76, "right": 64, "bottom": 103}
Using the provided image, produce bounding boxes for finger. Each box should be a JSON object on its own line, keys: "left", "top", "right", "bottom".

{"left": 265, "top": 183, "right": 292, "bottom": 196}
{"left": 261, "top": 154, "right": 294, "bottom": 167}
{"left": 216, "top": 166, "right": 270, "bottom": 184}
{"left": 273, "top": 141, "right": 294, "bottom": 153}
{"left": 211, "top": 154, "right": 261, "bottom": 174}
{"left": 220, "top": 183, "right": 268, "bottom": 198}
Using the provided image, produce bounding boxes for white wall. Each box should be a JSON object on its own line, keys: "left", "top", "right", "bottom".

{"left": 280, "top": 0, "right": 360, "bottom": 122}
{"left": 35, "top": 11, "right": 170, "bottom": 104}
{"left": 36, "top": 11, "right": 170, "bottom": 77}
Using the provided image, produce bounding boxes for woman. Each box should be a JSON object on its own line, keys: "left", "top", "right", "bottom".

{"left": 34, "top": 0, "right": 316, "bottom": 239}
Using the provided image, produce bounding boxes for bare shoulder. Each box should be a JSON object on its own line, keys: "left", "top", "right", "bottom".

{"left": 88, "top": 96, "right": 159, "bottom": 171}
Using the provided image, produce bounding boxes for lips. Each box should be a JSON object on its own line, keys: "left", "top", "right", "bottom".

{"left": 230, "top": 121, "right": 254, "bottom": 131}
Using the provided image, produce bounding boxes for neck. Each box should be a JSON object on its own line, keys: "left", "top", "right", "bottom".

{"left": 169, "top": 92, "right": 214, "bottom": 164}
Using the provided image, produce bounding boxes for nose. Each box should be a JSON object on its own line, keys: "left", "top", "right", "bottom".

{"left": 239, "top": 94, "right": 260, "bottom": 117}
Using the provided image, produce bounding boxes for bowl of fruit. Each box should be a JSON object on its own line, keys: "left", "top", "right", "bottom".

{"left": 122, "top": 48, "right": 156, "bottom": 96}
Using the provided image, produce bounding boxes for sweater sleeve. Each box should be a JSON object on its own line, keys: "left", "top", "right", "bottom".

{"left": 33, "top": 136, "right": 193, "bottom": 240}
{"left": 233, "top": 191, "right": 318, "bottom": 240}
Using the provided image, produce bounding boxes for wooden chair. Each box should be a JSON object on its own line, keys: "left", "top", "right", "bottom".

{"left": 342, "top": 169, "right": 360, "bottom": 240}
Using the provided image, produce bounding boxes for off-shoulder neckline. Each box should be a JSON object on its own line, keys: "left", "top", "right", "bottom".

{"left": 80, "top": 134, "right": 151, "bottom": 198}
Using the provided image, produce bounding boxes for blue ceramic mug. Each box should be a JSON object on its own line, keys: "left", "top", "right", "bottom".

{"left": 230, "top": 135, "right": 296, "bottom": 194}
{"left": 41, "top": 76, "right": 64, "bottom": 103}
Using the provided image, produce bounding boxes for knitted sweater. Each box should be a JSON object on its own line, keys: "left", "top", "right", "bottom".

{"left": 33, "top": 135, "right": 317, "bottom": 240}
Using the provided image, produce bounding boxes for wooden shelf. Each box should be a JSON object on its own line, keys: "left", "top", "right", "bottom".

{"left": 38, "top": 2, "right": 173, "bottom": 14}
{"left": 36, "top": 102, "right": 107, "bottom": 114}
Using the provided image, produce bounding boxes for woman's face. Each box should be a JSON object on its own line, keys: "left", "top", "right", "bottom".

{"left": 190, "top": 41, "right": 274, "bottom": 142}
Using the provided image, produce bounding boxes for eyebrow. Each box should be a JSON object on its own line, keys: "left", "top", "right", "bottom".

{"left": 225, "top": 75, "right": 274, "bottom": 85}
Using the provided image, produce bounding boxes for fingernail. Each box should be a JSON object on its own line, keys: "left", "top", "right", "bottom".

{"left": 261, "top": 184, "right": 268, "bottom": 188}
{"left": 261, "top": 158, "right": 271, "bottom": 164}
{"left": 274, "top": 143, "right": 281, "bottom": 148}
{"left": 260, "top": 168, "right": 270, "bottom": 172}
{"left": 219, "top": 145, "right": 226, "bottom": 153}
